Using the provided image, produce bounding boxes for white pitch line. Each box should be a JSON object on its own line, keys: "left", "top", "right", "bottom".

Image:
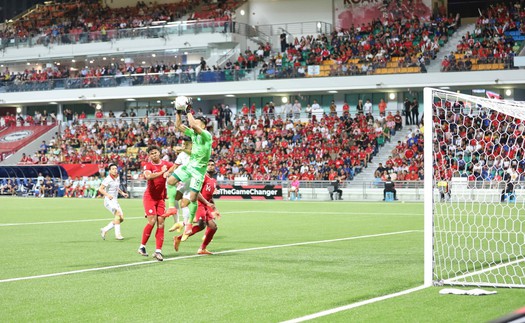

{"left": 0, "top": 211, "right": 418, "bottom": 227}
{"left": 281, "top": 285, "right": 429, "bottom": 323}
{"left": 445, "top": 256, "right": 525, "bottom": 283}
{"left": 0, "top": 230, "right": 418, "bottom": 284}
{"left": 0, "top": 217, "right": 146, "bottom": 227}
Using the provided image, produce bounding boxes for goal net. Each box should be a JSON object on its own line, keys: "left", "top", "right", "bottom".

{"left": 424, "top": 87, "right": 525, "bottom": 288}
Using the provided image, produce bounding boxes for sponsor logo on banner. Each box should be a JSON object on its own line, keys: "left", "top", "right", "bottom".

{"left": 213, "top": 185, "right": 283, "bottom": 200}
{"left": 0, "top": 130, "right": 34, "bottom": 143}
{"left": 335, "top": 0, "right": 432, "bottom": 30}
{"left": 486, "top": 90, "right": 502, "bottom": 100}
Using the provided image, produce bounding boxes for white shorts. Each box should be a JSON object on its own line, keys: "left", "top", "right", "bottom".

{"left": 176, "top": 180, "right": 192, "bottom": 200}
{"left": 104, "top": 198, "right": 123, "bottom": 215}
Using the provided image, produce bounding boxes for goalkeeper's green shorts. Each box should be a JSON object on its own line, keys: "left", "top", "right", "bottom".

{"left": 172, "top": 164, "right": 206, "bottom": 192}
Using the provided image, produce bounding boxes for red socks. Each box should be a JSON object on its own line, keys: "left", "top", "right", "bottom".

{"left": 201, "top": 227, "right": 217, "bottom": 249}
{"left": 155, "top": 227, "right": 165, "bottom": 250}
{"left": 141, "top": 223, "right": 154, "bottom": 245}
{"left": 190, "top": 225, "right": 202, "bottom": 236}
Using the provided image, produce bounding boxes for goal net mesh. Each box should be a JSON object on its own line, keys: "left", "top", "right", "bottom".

{"left": 431, "top": 88, "right": 525, "bottom": 288}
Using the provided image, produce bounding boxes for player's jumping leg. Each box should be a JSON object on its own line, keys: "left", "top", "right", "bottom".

{"left": 164, "top": 172, "right": 183, "bottom": 217}
{"left": 168, "top": 192, "right": 185, "bottom": 232}
{"left": 182, "top": 200, "right": 198, "bottom": 241}
{"left": 164, "top": 184, "right": 178, "bottom": 217}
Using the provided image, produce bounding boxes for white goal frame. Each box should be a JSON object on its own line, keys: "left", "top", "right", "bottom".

{"left": 423, "top": 87, "right": 525, "bottom": 288}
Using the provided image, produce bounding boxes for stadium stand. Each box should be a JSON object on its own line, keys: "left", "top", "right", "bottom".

{"left": 432, "top": 100, "right": 525, "bottom": 183}
{"left": 19, "top": 103, "right": 390, "bottom": 182}
{"left": 0, "top": 0, "right": 197, "bottom": 48}
{"left": 442, "top": 2, "right": 524, "bottom": 72}
{"left": 0, "top": 0, "right": 248, "bottom": 49}
{"left": 0, "top": 0, "right": 523, "bottom": 202}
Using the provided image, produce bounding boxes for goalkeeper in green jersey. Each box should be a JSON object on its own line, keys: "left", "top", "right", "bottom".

{"left": 163, "top": 99, "right": 212, "bottom": 238}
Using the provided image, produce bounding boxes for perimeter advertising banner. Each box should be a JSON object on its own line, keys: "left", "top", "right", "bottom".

{"left": 335, "top": 0, "right": 432, "bottom": 31}
{"left": 214, "top": 184, "right": 283, "bottom": 200}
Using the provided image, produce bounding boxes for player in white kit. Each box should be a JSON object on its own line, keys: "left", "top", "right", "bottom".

{"left": 99, "top": 163, "right": 128, "bottom": 240}
{"left": 167, "top": 137, "right": 193, "bottom": 232}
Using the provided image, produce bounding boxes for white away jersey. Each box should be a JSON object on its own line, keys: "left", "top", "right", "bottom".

{"left": 101, "top": 175, "right": 120, "bottom": 200}
{"left": 175, "top": 151, "right": 190, "bottom": 166}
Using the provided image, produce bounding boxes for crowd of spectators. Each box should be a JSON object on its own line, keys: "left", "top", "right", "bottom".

{"left": 433, "top": 100, "right": 524, "bottom": 184}
{"left": 0, "top": 0, "right": 248, "bottom": 49}
{"left": 0, "top": 110, "right": 57, "bottom": 127}
{"left": 374, "top": 128, "right": 424, "bottom": 184}
{"left": 257, "top": 13, "right": 458, "bottom": 79}
{"left": 0, "top": 59, "right": 228, "bottom": 92}
{"left": 442, "top": 2, "right": 524, "bottom": 72}
{"left": 15, "top": 98, "right": 408, "bottom": 181}
{"left": 19, "top": 116, "right": 183, "bottom": 174}
{"left": 373, "top": 106, "right": 424, "bottom": 183}
{"left": 0, "top": 4, "right": 460, "bottom": 91}
{"left": 0, "top": 46, "right": 274, "bottom": 91}
{"left": 210, "top": 110, "right": 391, "bottom": 181}
{"left": 0, "top": 0, "right": 210, "bottom": 48}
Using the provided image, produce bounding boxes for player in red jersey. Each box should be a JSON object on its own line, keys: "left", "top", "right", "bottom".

{"left": 174, "top": 159, "right": 220, "bottom": 255}
{"left": 137, "top": 145, "right": 176, "bottom": 261}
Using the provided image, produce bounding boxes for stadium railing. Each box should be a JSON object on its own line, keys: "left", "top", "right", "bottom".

{"left": 2, "top": 59, "right": 397, "bottom": 92}
{"left": 0, "top": 67, "right": 309, "bottom": 93}
{"left": 0, "top": 20, "right": 330, "bottom": 50}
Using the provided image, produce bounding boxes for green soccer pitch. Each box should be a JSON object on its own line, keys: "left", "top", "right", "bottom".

{"left": 0, "top": 198, "right": 523, "bottom": 322}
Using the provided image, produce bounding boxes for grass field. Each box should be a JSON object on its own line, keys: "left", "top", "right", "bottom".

{"left": 0, "top": 197, "right": 523, "bottom": 322}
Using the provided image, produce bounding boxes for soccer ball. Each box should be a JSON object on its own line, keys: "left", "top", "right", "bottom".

{"left": 174, "top": 96, "right": 191, "bottom": 111}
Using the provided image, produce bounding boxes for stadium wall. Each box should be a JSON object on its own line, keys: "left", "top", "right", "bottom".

{"left": 247, "top": 0, "right": 332, "bottom": 26}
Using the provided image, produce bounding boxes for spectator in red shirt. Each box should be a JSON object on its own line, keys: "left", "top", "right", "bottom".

{"left": 407, "top": 170, "right": 419, "bottom": 181}
{"left": 342, "top": 101, "right": 350, "bottom": 116}
{"left": 241, "top": 104, "right": 249, "bottom": 116}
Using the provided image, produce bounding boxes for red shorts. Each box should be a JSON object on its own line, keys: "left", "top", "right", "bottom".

{"left": 143, "top": 197, "right": 167, "bottom": 217}
{"left": 195, "top": 204, "right": 215, "bottom": 222}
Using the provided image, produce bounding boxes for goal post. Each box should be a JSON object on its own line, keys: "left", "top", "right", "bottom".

{"left": 424, "top": 87, "right": 525, "bottom": 288}
{"left": 424, "top": 87, "right": 433, "bottom": 287}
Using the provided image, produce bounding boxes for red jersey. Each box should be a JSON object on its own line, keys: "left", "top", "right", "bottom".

{"left": 200, "top": 174, "right": 217, "bottom": 202}
{"left": 143, "top": 160, "right": 174, "bottom": 200}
